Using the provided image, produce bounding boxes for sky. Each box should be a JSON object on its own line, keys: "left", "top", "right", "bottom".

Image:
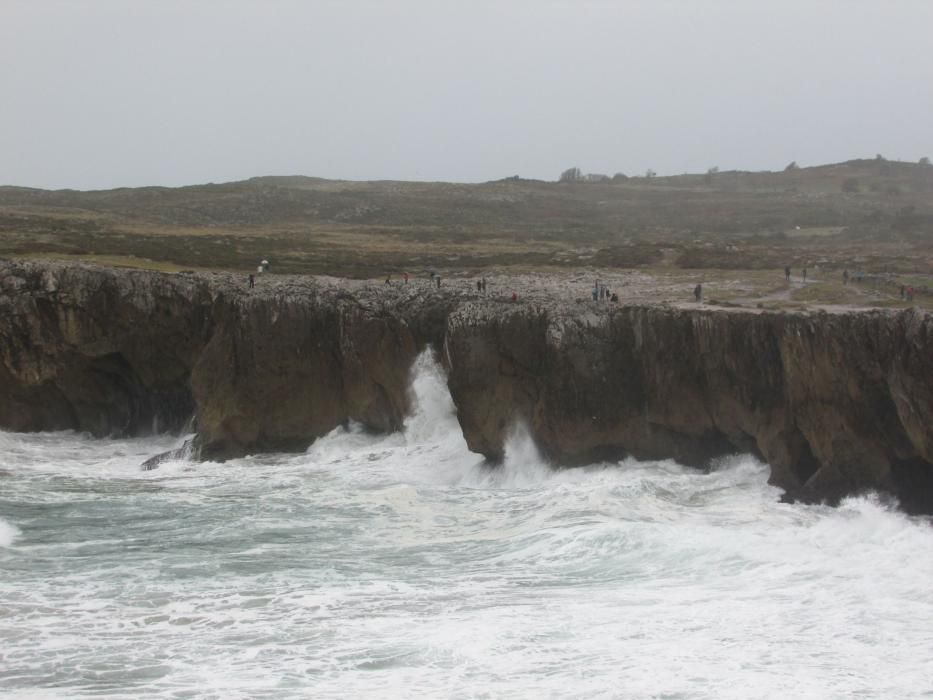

{"left": 2, "top": 0, "right": 932, "bottom": 190}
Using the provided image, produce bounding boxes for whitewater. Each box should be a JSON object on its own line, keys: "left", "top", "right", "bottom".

{"left": 1, "top": 352, "right": 932, "bottom": 699}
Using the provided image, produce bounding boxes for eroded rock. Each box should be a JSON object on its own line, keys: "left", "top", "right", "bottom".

{"left": 1, "top": 259, "right": 931, "bottom": 512}
{"left": 444, "top": 303, "right": 933, "bottom": 513}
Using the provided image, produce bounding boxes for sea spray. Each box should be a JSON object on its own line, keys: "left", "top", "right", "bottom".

{"left": 0, "top": 518, "right": 20, "bottom": 548}
{"left": 403, "top": 349, "right": 461, "bottom": 444}
{"left": 1, "top": 354, "right": 932, "bottom": 698}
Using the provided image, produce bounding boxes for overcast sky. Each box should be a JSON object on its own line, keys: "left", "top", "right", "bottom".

{"left": 3, "top": 0, "right": 932, "bottom": 190}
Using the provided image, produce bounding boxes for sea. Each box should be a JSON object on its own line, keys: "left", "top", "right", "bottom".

{"left": 2, "top": 352, "right": 932, "bottom": 699}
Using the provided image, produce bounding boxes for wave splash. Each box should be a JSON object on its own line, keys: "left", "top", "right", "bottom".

{"left": 305, "top": 350, "right": 564, "bottom": 490}
{"left": 2, "top": 351, "right": 933, "bottom": 698}
{"left": 0, "top": 518, "right": 20, "bottom": 548}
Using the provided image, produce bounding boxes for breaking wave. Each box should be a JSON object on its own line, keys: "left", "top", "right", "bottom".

{"left": 0, "top": 518, "right": 19, "bottom": 548}
{"left": 1, "top": 350, "right": 931, "bottom": 698}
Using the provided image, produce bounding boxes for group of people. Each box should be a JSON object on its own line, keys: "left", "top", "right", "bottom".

{"left": 247, "top": 259, "right": 271, "bottom": 289}
{"left": 379, "top": 272, "right": 496, "bottom": 294}
{"left": 846, "top": 269, "right": 919, "bottom": 302}
{"left": 244, "top": 264, "right": 922, "bottom": 307}
{"left": 592, "top": 281, "right": 618, "bottom": 302}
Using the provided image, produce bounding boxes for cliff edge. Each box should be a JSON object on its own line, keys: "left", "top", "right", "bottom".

{"left": 2, "top": 260, "right": 931, "bottom": 512}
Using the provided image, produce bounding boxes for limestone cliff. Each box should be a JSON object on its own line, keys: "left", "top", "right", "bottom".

{"left": 0, "top": 261, "right": 451, "bottom": 460}
{"left": 444, "top": 303, "right": 933, "bottom": 513}
{"left": 2, "top": 260, "right": 931, "bottom": 513}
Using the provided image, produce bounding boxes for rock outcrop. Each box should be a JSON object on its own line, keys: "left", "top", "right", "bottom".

{"left": 0, "top": 260, "right": 452, "bottom": 460}
{"left": 2, "top": 260, "right": 932, "bottom": 513}
{"left": 444, "top": 303, "right": 933, "bottom": 513}
{"left": 0, "top": 262, "right": 211, "bottom": 436}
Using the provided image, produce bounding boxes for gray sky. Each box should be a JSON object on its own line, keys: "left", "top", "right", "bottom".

{"left": 3, "top": 0, "right": 932, "bottom": 190}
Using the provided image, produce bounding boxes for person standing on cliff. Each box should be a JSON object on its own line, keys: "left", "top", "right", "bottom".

{"left": 482, "top": 278, "right": 487, "bottom": 293}
{"left": 802, "top": 267, "right": 807, "bottom": 282}
{"left": 403, "top": 272, "right": 409, "bottom": 284}
{"left": 436, "top": 275, "right": 441, "bottom": 289}
{"left": 785, "top": 266, "right": 791, "bottom": 282}
{"left": 248, "top": 274, "right": 254, "bottom": 289}
{"left": 843, "top": 269, "right": 849, "bottom": 285}
{"left": 694, "top": 283, "right": 702, "bottom": 302}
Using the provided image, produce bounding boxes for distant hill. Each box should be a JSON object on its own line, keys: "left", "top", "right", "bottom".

{"left": 1, "top": 158, "right": 931, "bottom": 277}
{"left": 1, "top": 158, "right": 930, "bottom": 232}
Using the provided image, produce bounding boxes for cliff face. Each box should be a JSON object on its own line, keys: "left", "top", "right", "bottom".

{"left": 189, "top": 293, "right": 424, "bottom": 460}
{"left": 0, "top": 261, "right": 450, "bottom": 460}
{"left": 2, "top": 260, "right": 932, "bottom": 513}
{"left": 444, "top": 303, "right": 933, "bottom": 513}
{"left": 0, "top": 263, "right": 211, "bottom": 436}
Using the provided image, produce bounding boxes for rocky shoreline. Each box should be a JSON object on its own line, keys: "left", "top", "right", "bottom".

{"left": 2, "top": 260, "right": 932, "bottom": 513}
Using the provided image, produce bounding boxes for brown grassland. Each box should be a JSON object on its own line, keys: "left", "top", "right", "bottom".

{"left": 2, "top": 158, "right": 932, "bottom": 309}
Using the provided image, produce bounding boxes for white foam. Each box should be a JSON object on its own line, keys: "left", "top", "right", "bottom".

{"left": 2, "top": 353, "right": 933, "bottom": 698}
{"left": 403, "top": 350, "right": 462, "bottom": 444}
{"left": 0, "top": 517, "right": 20, "bottom": 547}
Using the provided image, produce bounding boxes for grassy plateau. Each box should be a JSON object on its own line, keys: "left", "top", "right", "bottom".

{"left": 2, "top": 158, "right": 932, "bottom": 309}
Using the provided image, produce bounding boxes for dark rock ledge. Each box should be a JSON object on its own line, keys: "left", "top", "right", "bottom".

{"left": 2, "top": 260, "right": 931, "bottom": 513}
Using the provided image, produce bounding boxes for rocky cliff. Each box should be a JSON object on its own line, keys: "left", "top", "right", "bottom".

{"left": 2, "top": 260, "right": 932, "bottom": 513}
{"left": 0, "top": 260, "right": 453, "bottom": 461}
{"left": 444, "top": 302, "right": 933, "bottom": 513}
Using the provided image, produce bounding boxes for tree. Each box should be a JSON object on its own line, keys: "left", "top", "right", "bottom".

{"left": 559, "top": 167, "right": 582, "bottom": 183}
{"left": 707, "top": 166, "right": 719, "bottom": 174}
{"left": 784, "top": 161, "right": 799, "bottom": 171}
{"left": 611, "top": 172, "right": 629, "bottom": 182}
{"left": 920, "top": 157, "right": 931, "bottom": 166}
{"left": 645, "top": 169, "right": 657, "bottom": 178}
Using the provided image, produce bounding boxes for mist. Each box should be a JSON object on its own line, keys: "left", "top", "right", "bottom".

{"left": 2, "top": 0, "right": 932, "bottom": 189}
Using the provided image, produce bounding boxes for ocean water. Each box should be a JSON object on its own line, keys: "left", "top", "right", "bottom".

{"left": 1, "top": 353, "right": 932, "bottom": 699}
